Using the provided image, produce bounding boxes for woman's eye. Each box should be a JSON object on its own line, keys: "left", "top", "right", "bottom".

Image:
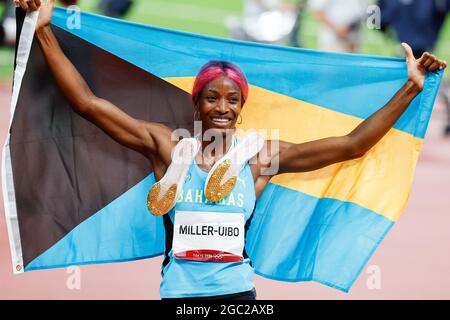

{"left": 207, "top": 97, "right": 216, "bottom": 102}
{"left": 229, "top": 98, "right": 238, "bottom": 104}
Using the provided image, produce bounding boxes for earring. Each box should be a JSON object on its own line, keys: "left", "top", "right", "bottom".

{"left": 237, "top": 114, "right": 243, "bottom": 125}
{"left": 194, "top": 110, "right": 200, "bottom": 121}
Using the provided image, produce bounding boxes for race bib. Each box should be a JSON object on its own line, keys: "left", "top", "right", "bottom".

{"left": 172, "top": 210, "right": 245, "bottom": 263}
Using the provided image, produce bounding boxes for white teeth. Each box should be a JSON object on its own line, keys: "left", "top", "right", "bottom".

{"left": 212, "top": 118, "right": 230, "bottom": 123}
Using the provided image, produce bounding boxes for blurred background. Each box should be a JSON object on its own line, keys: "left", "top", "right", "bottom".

{"left": 1, "top": 0, "right": 450, "bottom": 79}
{"left": 1, "top": 0, "right": 450, "bottom": 299}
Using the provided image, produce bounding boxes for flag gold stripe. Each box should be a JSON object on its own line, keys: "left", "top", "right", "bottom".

{"left": 165, "top": 77, "right": 423, "bottom": 221}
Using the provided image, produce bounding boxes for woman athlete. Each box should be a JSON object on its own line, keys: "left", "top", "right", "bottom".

{"left": 15, "top": 0, "right": 447, "bottom": 300}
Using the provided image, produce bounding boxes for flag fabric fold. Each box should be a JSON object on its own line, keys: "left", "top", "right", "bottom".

{"left": 2, "top": 7, "right": 443, "bottom": 292}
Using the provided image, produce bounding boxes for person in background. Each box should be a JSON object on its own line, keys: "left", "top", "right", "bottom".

{"left": 379, "top": 0, "right": 449, "bottom": 58}
{"left": 0, "top": 0, "right": 16, "bottom": 46}
{"left": 379, "top": 0, "right": 450, "bottom": 135}
{"left": 99, "top": 0, "right": 133, "bottom": 18}
{"left": 226, "top": 0, "right": 302, "bottom": 46}
{"left": 1, "top": 0, "right": 78, "bottom": 46}
{"left": 287, "top": 0, "right": 307, "bottom": 47}
{"left": 309, "top": 0, "right": 368, "bottom": 53}
{"left": 59, "top": 0, "right": 77, "bottom": 7}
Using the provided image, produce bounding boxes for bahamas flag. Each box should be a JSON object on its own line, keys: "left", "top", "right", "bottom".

{"left": 2, "top": 7, "right": 443, "bottom": 292}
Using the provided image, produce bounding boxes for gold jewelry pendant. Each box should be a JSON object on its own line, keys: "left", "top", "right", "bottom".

{"left": 205, "top": 159, "right": 237, "bottom": 203}
{"left": 147, "top": 182, "right": 178, "bottom": 216}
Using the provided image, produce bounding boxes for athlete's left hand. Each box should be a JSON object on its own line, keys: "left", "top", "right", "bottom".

{"left": 402, "top": 42, "right": 447, "bottom": 91}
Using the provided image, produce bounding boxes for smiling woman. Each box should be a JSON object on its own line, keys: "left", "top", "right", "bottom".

{"left": 192, "top": 61, "right": 248, "bottom": 132}
{"left": 12, "top": 0, "right": 448, "bottom": 300}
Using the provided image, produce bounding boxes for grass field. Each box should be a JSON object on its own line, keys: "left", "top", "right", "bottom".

{"left": 1, "top": 0, "right": 449, "bottom": 80}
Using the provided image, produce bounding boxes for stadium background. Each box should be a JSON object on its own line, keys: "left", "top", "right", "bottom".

{"left": 0, "top": 0, "right": 449, "bottom": 299}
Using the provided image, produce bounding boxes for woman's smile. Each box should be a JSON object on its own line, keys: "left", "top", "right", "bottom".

{"left": 209, "top": 116, "right": 233, "bottom": 128}
{"left": 197, "top": 75, "right": 242, "bottom": 131}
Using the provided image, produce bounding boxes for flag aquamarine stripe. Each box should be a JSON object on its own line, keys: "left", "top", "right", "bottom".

{"left": 246, "top": 183, "right": 395, "bottom": 292}
{"left": 25, "top": 174, "right": 165, "bottom": 271}
{"left": 50, "top": 7, "right": 443, "bottom": 138}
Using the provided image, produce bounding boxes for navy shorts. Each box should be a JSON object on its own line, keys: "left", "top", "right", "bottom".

{"left": 162, "top": 288, "right": 257, "bottom": 301}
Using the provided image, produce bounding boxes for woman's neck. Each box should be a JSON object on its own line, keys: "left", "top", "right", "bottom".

{"left": 200, "top": 129, "right": 234, "bottom": 159}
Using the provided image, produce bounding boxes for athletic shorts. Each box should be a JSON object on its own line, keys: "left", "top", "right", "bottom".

{"left": 162, "top": 288, "right": 257, "bottom": 301}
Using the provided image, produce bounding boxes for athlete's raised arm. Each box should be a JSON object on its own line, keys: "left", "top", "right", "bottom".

{"left": 258, "top": 43, "right": 446, "bottom": 177}
{"left": 15, "top": 0, "right": 173, "bottom": 160}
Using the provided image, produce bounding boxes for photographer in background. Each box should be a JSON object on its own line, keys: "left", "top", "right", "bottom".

{"left": 379, "top": 0, "right": 450, "bottom": 135}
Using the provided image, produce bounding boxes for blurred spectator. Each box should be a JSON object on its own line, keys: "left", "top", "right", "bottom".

{"left": 288, "top": 0, "right": 307, "bottom": 47}
{"left": 309, "top": 0, "right": 368, "bottom": 53}
{"left": 1, "top": 0, "right": 78, "bottom": 47}
{"left": 99, "top": 0, "right": 133, "bottom": 18}
{"left": 1, "top": 0, "right": 15, "bottom": 46}
{"left": 226, "top": 0, "right": 302, "bottom": 46}
{"left": 60, "top": 0, "right": 78, "bottom": 7}
{"left": 379, "top": 0, "right": 450, "bottom": 135}
{"left": 379, "top": 0, "right": 449, "bottom": 58}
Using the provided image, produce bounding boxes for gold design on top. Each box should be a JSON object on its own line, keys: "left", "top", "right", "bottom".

{"left": 205, "top": 159, "right": 237, "bottom": 203}
{"left": 147, "top": 182, "right": 178, "bottom": 216}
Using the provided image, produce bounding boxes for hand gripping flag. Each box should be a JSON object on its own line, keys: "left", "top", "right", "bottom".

{"left": 2, "top": 7, "right": 443, "bottom": 292}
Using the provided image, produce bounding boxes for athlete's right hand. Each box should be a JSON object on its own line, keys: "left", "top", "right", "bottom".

{"left": 14, "top": 0, "right": 41, "bottom": 11}
{"left": 14, "top": 0, "right": 55, "bottom": 31}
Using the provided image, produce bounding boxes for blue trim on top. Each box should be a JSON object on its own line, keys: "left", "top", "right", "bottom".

{"left": 50, "top": 7, "right": 443, "bottom": 138}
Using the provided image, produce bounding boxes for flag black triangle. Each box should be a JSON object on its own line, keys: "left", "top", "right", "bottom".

{"left": 11, "top": 25, "right": 194, "bottom": 266}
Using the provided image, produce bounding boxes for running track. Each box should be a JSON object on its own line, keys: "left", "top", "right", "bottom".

{"left": 1, "top": 81, "right": 449, "bottom": 299}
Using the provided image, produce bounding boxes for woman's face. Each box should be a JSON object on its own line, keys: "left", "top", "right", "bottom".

{"left": 196, "top": 76, "right": 243, "bottom": 133}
